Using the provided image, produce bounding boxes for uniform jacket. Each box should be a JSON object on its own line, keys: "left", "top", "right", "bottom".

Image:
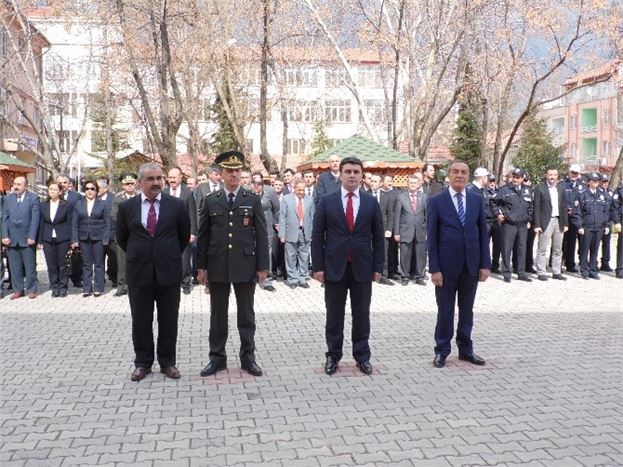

{"left": 612, "top": 186, "right": 623, "bottom": 223}
{"left": 39, "top": 200, "right": 72, "bottom": 243}
{"left": 71, "top": 197, "right": 112, "bottom": 243}
{"left": 394, "top": 190, "right": 427, "bottom": 243}
{"left": 578, "top": 189, "right": 610, "bottom": 231}
{"left": 196, "top": 188, "right": 270, "bottom": 283}
{"left": 116, "top": 193, "right": 190, "bottom": 287}
{"left": 561, "top": 177, "right": 586, "bottom": 227}
{"left": 491, "top": 183, "right": 533, "bottom": 225}
{"left": 427, "top": 188, "right": 491, "bottom": 277}
{"left": 1, "top": 191, "right": 40, "bottom": 246}
{"left": 533, "top": 182, "right": 569, "bottom": 231}
{"left": 279, "top": 193, "right": 314, "bottom": 242}
{"left": 314, "top": 170, "right": 341, "bottom": 206}
{"left": 311, "top": 189, "right": 384, "bottom": 282}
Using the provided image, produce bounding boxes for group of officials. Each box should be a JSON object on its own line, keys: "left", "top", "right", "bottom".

{"left": 2, "top": 152, "right": 622, "bottom": 380}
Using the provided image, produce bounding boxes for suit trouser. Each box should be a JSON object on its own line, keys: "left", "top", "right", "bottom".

{"left": 208, "top": 281, "right": 256, "bottom": 365}
{"left": 387, "top": 237, "right": 399, "bottom": 276}
{"left": 181, "top": 244, "right": 192, "bottom": 290}
{"left": 536, "top": 218, "right": 564, "bottom": 275}
{"left": 69, "top": 250, "right": 83, "bottom": 286}
{"left": 129, "top": 282, "right": 180, "bottom": 368}
{"left": 325, "top": 263, "right": 372, "bottom": 362}
{"left": 285, "top": 231, "right": 310, "bottom": 285}
{"left": 489, "top": 221, "right": 502, "bottom": 271}
{"left": 580, "top": 229, "right": 603, "bottom": 278}
{"left": 400, "top": 238, "right": 427, "bottom": 280}
{"left": 80, "top": 240, "right": 105, "bottom": 293}
{"left": 525, "top": 225, "right": 535, "bottom": 270}
{"left": 502, "top": 223, "right": 527, "bottom": 278}
{"left": 115, "top": 243, "right": 127, "bottom": 291}
{"left": 104, "top": 242, "right": 117, "bottom": 284}
{"left": 616, "top": 233, "right": 623, "bottom": 274}
{"left": 563, "top": 224, "right": 581, "bottom": 270}
{"left": 601, "top": 232, "right": 611, "bottom": 266}
{"left": 383, "top": 237, "right": 391, "bottom": 276}
{"left": 43, "top": 239, "right": 70, "bottom": 293}
{"left": 260, "top": 237, "right": 275, "bottom": 288}
{"left": 7, "top": 245, "right": 37, "bottom": 293}
{"left": 434, "top": 265, "right": 479, "bottom": 358}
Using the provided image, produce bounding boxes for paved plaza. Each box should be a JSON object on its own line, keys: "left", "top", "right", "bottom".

{"left": 1, "top": 260, "right": 622, "bottom": 466}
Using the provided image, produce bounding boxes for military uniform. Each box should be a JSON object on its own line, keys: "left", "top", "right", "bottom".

{"left": 196, "top": 152, "right": 270, "bottom": 371}
{"left": 561, "top": 174, "right": 586, "bottom": 272}
{"left": 485, "top": 176, "right": 502, "bottom": 272}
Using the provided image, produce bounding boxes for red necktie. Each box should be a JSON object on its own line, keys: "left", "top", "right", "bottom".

{"left": 296, "top": 197, "right": 304, "bottom": 226}
{"left": 146, "top": 199, "right": 157, "bottom": 236}
{"left": 346, "top": 192, "right": 354, "bottom": 232}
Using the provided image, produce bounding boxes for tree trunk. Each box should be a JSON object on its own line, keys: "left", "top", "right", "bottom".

{"left": 611, "top": 89, "right": 623, "bottom": 187}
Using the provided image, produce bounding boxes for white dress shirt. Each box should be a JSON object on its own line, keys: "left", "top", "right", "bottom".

{"left": 141, "top": 193, "right": 161, "bottom": 228}
{"left": 448, "top": 186, "right": 467, "bottom": 217}
{"left": 548, "top": 183, "right": 559, "bottom": 217}
{"left": 340, "top": 186, "right": 360, "bottom": 221}
{"left": 50, "top": 200, "right": 59, "bottom": 238}
{"left": 86, "top": 199, "right": 95, "bottom": 217}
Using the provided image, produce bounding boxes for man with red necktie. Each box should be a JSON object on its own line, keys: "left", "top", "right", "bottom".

{"left": 312, "top": 157, "right": 384, "bottom": 376}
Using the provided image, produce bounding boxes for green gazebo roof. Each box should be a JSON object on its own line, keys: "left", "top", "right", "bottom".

{"left": 310, "top": 135, "right": 414, "bottom": 162}
{"left": 0, "top": 152, "right": 33, "bottom": 168}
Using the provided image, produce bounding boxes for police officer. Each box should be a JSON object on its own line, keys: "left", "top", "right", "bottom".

{"left": 599, "top": 174, "right": 614, "bottom": 272}
{"left": 561, "top": 164, "right": 586, "bottom": 272}
{"left": 486, "top": 174, "right": 502, "bottom": 273}
{"left": 196, "top": 151, "right": 270, "bottom": 377}
{"left": 578, "top": 173, "right": 610, "bottom": 280}
{"left": 612, "top": 182, "right": 623, "bottom": 279}
{"left": 492, "top": 167, "right": 533, "bottom": 282}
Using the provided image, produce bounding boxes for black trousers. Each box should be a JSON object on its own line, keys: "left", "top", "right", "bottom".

{"left": 401, "top": 239, "right": 427, "bottom": 279}
{"left": 42, "top": 239, "right": 70, "bottom": 293}
{"left": 181, "top": 244, "right": 192, "bottom": 289}
{"left": 525, "top": 225, "right": 535, "bottom": 270}
{"left": 387, "top": 237, "right": 399, "bottom": 277}
{"left": 129, "top": 282, "right": 180, "bottom": 368}
{"left": 104, "top": 242, "right": 117, "bottom": 284}
{"left": 208, "top": 281, "right": 256, "bottom": 365}
{"left": 489, "top": 221, "right": 502, "bottom": 271}
{"left": 115, "top": 243, "right": 127, "bottom": 291}
{"left": 616, "top": 231, "right": 623, "bottom": 274}
{"left": 324, "top": 264, "right": 372, "bottom": 362}
{"left": 80, "top": 240, "right": 105, "bottom": 293}
{"left": 502, "top": 223, "right": 527, "bottom": 278}
{"left": 601, "top": 231, "right": 611, "bottom": 266}
{"left": 563, "top": 224, "right": 581, "bottom": 270}
{"left": 580, "top": 229, "right": 603, "bottom": 278}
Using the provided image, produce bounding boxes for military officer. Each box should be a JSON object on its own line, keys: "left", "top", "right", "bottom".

{"left": 599, "top": 174, "right": 614, "bottom": 272}
{"left": 578, "top": 173, "right": 610, "bottom": 280}
{"left": 111, "top": 173, "right": 138, "bottom": 296}
{"left": 196, "top": 151, "right": 270, "bottom": 377}
{"left": 491, "top": 167, "right": 534, "bottom": 283}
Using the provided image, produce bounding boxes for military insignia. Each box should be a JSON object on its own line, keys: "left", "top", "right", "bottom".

{"left": 574, "top": 200, "right": 579, "bottom": 206}
{"left": 600, "top": 195, "right": 604, "bottom": 201}
{"left": 243, "top": 217, "right": 250, "bottom": 226}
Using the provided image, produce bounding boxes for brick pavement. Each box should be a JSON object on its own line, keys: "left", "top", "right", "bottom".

{"left": 1, "top": 260, "right": 622, "bottom": 466}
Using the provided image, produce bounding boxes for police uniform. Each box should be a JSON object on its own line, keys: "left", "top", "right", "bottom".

{"left": 196, "top": 151, "right": 270, "bottom": 375}
{"left": 599, "top": 175, "right": 614, "bottom": 271}
{"left": 491, "top": 168, "right": 533, "bottom": 282}
{"left": 578, "top": 173, "right": 610, "bottom": 279}
{"left": 485, "top": 175, "right": 502, "bottom": 272}
{"left": 612, "top": 184, "right": 623, "bottom": 278}
{"left": 561, "top": 171, "right": 586, "bottom": 272}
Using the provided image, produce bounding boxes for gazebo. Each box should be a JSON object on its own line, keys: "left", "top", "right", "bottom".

{"left": 297, "top": 135, "right": 423, "bottom": 187}
{"left": 0, "top": 152, "right": 35, "bottom": 192}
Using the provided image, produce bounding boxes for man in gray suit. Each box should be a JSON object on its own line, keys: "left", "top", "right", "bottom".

{"left": 251, "top": 173, "right": 280, "bottom": 292}
{"left": 394, "top": 173, "right": 428, "bottom": 286}
{"left": 1, "top": 176, "right": 40, "bottom": 299}
{"left": 279, "top": 180, "right": 314, "bottom": 289}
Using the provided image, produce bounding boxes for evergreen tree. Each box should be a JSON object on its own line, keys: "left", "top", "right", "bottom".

{"left": 513, "top": 114, "right": 567, "bottom": 184}
{"left": 211, "top": 87, "right": 240, "bottom": 155}
{"left": 309, "top": 119, "right": 330, "bottom": 159}
{"left": 449, "top": 100, "right": 482, "bottom": 171}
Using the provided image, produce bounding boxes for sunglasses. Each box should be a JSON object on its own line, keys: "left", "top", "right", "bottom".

{"left": 84, "top": 187, "right": 96, "bottom": 191}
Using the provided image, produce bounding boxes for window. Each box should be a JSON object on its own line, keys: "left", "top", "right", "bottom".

{"left": 324, "top": 99, "right": 351, "bottom": 123}
{"left": 282, "top": 68, "right": 318, "bottom": 87}
{"left": 286, "top": 139, "right": 305, "bottom": 155}
{"left": 362, "top": 99, "right": 388, "bottom": 125}
{"left": 603, "top": 140, "right": 610, "bottom": 157}
{"left": 325, "top": 68, "right": 348, "bottom": 88}
{"left": 329, "top": 138, "right": 344, "bottom": 148}
{"left": 57, "top": 130, "right": 79, "bottom": 153}
{"left": 357, "top": 66, "right": 382, "bottom": 88}
{"left": 288, "top": 100, "right": 320, "bottom": 123}
{"left": 240, "top": 66, "right": 261, "bottom": 86}
{"left": 570, "top": 115, "right": 576, "bottom": 130}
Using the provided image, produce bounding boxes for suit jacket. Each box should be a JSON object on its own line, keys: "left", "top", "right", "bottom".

{"left": 39, "top": 200, "right": 72, "bottom": 243}
{"left": 257, "top": 186, "right": 280, "bottom": 242}
{"left": 71, "top": 198, "right": 112, "bottom": 243}
{"left": 394, "top": 190, "right": 427, "bottom": 242}
{"left": 379, "top": 190, "right": 396, "bottom": 232}
{"left": 533, "top": 182, "right": 569, "bottom": 231}
{"left": 163, "top": 185, "right": 197, "bottom": 236}
{"left": 98, "top": 191, "right": 115, "bottom": 207}
{"left": 1, "top": 191, "right": 40, "bottom": 246}
{"left": 116, "top": 193, "right": 191, "bottom": 287}
{"left": 64, "top": 190, "right": 82, "bottom": 212}
{"left": 279, "top": 193, "right": 314, "bottom": 242}
{"left": 314, "top": 170, "right": 341, "bottom": 206}
{"left": 196, "top": 188, "right": 270, "bottom": 283}
{"left": 194, "top": 181, "right": 223, "bottom": 214}
{"left": 427, "top": 189, "right": 491, "bottom": 277}
{"left": 312, "top": 189, "right": 384, "bottom": 282}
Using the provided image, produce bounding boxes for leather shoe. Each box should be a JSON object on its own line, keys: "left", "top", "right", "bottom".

{"left": 27, "top": 292, "right": 37, "bottom": 299}
{"left": 59, "top": 291, "right": 67, "bottom": 297}
{"left": 552, "top": 274, "right": 567, "bottom": 281}
{"left": 503, "top": 277, "right": 511, "bottom": 283}
{"left": 433, "top": 354, "right": 446, "bottom": 368}
{"left": 537, "top": 275, "right": 548, "bottom": 281}
{"left": 356, "top": 360, "right": 373, "bottom": 375}
{"left": 324, "top": 356, "right": 339, "bottom": 375}
{"left": 401, "top": 278, "right": 409, "bottom": 286}
{"left": 415, "top": 279, "right": 426, "bottom": 286}
{"left": 299, "top": 282, "right": 310, "bottom": 289}
{"left": 517, "top": 275, "right": 532, "bottom": 282}
{"left": 10, "top": 291, "right": 24, "bottom": 300}
{"left": 379, "top": 276, "right": 394, "bottom": 286}
{"left": 131, "top": 367, "right": 151, "bottom": 381}
{"left": 200, "top": 360, "right": 226, "bottom": 377}
{"left": 458, "top": 353, "right": 486, "bottom": 365}
{"left": 263, "top": 284, "right": 276, "bottom": 292}
{"left": 114, "top": 289, "right": 128, "bottom": 296}
{"left": 241, "top": 361, "right": 263, "bottom": 376}
{"left": 160, "top": 366, "right": 181, "bottom": 379}
{"left": 616, "top": 272, "right": 623, "bottom": 279}
{"left": 286, "top": 282, "right": 297, "bottom": 289}
{"left": 182, "top": 287, "right": 191, "bottom": 295}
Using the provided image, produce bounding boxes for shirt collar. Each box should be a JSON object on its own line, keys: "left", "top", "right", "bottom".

{"left": 341, "top": 186, "right": 359, "bottom": 198}
{"left": 224, "top": 187, "right": 240, "bottom": 198}
{"left": 448, "top": 186, "right": 465, "bottom": 198}
{"left": 141, "top": 192, "right": 161, "bottom": 203}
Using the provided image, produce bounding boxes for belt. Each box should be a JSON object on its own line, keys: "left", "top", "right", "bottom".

{"left": 551, "top": 216, "right": 559, "bottom": 218}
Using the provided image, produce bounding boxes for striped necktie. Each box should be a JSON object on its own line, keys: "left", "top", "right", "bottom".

{"left": 455, "top": 192, "right": 465, "bottom": 226}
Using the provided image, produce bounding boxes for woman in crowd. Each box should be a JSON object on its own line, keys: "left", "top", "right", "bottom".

{"left": 71, "top": 180, "right": 111, "bottom": 297}
{"left": 38, "top": 182, "right": 72, "bottom": 297}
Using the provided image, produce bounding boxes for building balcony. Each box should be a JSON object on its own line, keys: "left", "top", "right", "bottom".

{"left": 581, "top": 124, "right": 597, "bottom": 133}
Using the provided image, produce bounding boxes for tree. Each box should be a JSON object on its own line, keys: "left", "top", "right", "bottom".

{"left": 211, "top": 89, "right": 241, "bottom": 156}
{"left": 512, "top": 114, "right": 566, "bottom": 184}
{"left": 309, "top": 119, "right": 330, "bottom": 158}
{"left": 449, "top": 99, "right": 482, "bottom": 172}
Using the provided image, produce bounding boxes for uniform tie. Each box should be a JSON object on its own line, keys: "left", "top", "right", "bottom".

{"left": 228, "top": 192, "right": 235, "bottom": 209}
{"left": 146, "top": 199, "right": 157, "bottom": 236}
{"left": 455, "top": 192, "right": 465, "bottom": 226}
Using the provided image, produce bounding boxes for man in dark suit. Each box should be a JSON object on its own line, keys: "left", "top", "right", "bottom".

{"left": 1, "top": 176, "right": 40, "bottom": 299}
{"left": 394, "top": 173, "right": 428, "bottom": 286}
{"left": 196, "top": 151, "right": 270, "bottom": 378}
{"left": 312, "top": 156, "right": 384, "bottom": 375}
{"left": 57, "top": 174, "right": 83, "bottom": 287}
{"left": 369, "top": 174, "right": 395, "bottom": 285}
{"left": 111, "top": 173, "right": 138, "bottom": 296}
{"left": 314, "top": 155, "right": 342, "bottom": 206}
{"left": 250, "top": 173, "right": 280, "bottom": 292}
{"left": 427, "top": 160, "right": 491, "bottom": 368}
{"left": 164, "top": 167, "right": 197, "bottom": 295}
{"left": 533, "top": 168, "right": 569, "bottom": 281}
{"left": 116, "top": 163, "right": 191, "bottom": 382}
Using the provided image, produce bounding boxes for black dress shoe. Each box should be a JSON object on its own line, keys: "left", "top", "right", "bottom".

{"left": 324, "top": 356, "right": 339, "bottom": 375}
{"left": 401, "top": 278, "right": 409, "bottom": 286}
{"left": 200, "top": 361, "right": 227, "bottom": 376}
{"left": 552, "top": 274, "right": 567, "bottom": 281}
{"left": 131, "top": 367, "right": 152, "bottom": 382}
{"left": 82, "top": 293, "right": 92, "bottom": 298}
{"left": 114, "top": 289, "right": 128, "bottom": 297}
{"left": 415, "top": 279, "right": 426, "bottom": 286}
{"left": 582, "top": 275, "right": 589, "bottom": 280}
{"left": 616, "top": 272, "right": 623, "bottom": 279}
{"left": 526, "top": 267, "right": 537, "bottom": 274}
{"left": 458, "top": 353, "right": 486, "bottom": 365}
{"left": 263, "top": 284, "right": 276, "bottom": 292}
{"left": 59, "top": 290, "right": 67, "bottom": 297}
{"left": 182, "top": 287, "right": 191, "bottom": 295}
{"left": 286, "top": 282, "right": 297, "bottom": 289}
{"left": 503, "top": 277, "right": 511, "bottom": 283}
{"left": 590, "top": 275, "right": 600, "bottom": 280}
{"left": 51, "top": 291, "right": 59, "bottom": 298}
{"left": 160, "top": 366, "right": 181, "bottom": 379}
{"left": 433, "top": 354, "right": 446, "bottom": 368}
{"left": 241, "top": 361, "right": 263, "bottom": 376}
{"left": 93, "top": 292, "right": 102, "bottom": 297}
{"left": 537, "top": 275, "right": 548, "bottom": 281}
{"left": 517, "top": 275, "right": 532, "bottom": 282}
{"left": 566, "top": 267, "right": 578, "bottom": 273}
{"left": 299, "top": 282, "right": 310, "bottom": 289}
{"left": 356, "top": 361, "right": 373, "bottom": 375}
{"left": 600, "top": 265, "right": 613, "bottom": 272}
{"left": 379, "top": 276, "right": 394, "bottom": 286}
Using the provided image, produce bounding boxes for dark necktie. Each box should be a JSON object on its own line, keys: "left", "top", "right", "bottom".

{"left": 228, "top": 192, "right": 235, "bottom": 208}
{"left": 455, "top": 193, "right": 465, "bottom": 226}
{"left": 146, "top": 199, "right": 157, "bottom": 236}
